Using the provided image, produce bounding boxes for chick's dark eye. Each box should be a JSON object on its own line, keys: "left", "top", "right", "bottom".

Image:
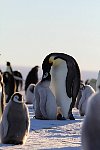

{"left": 15, "top": 95, "right": 19, "bottom": 100}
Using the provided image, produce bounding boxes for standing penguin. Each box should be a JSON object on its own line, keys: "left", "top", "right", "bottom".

{"left": 42, "top": 52, "right": 80, "bottom": 120}
{"left": 0, "top": 92, "right": 30, "bottom": 144}
{"left": 78, "top": 84, "right": 95, "bottom": 116}
{"left": 6, "top": 61, "right": 13, "bottom": 75}
{"left": 3, "top": 71, "right": 16, "bottom": 103}
{"left": 0, "top": 71, "right": 5, "bottom": 121}
{"left": 81, "top": 90, "right": 100, "bottom": 150}
{"left": 34, "top": 73, "right": 57, "bottom": 120}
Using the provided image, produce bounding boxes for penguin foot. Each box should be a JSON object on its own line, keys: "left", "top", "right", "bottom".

{"left": 80, "top": 113, "right": 84, "bottom": 117}
{"left": 4, "top": 140, "right": 23, "bottom": 145}
{"left": 57, "top": 114, "right": 66, "bottom": 120}
{"left": 68, "top": 113, "right": 75, "bottom": 120}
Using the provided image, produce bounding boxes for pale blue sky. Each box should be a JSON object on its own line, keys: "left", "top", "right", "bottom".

{"left": 0, "top": 0, "right": 100, "bottom": 71}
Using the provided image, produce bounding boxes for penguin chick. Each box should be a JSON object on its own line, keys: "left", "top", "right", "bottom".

{"left": 0, "top": 92, "right": 30, "bottom": 145}
{"left": 34, "top": 73, "right": 57, "bottom": 120}
{"left": 81, "top": 91, "right": 100, "bottom": 150}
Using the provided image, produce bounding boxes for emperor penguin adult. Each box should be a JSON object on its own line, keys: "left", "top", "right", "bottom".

{"left": 81, "top": 89, "right": 100, "bottom": 150}
{"left": 0, "top": 92, "right": 30, "bottom": 144}
{"left": 0, "top": 71, "right": 5, "bottom": 121}
{"left": 42, "top": 52, "right": 80, "bottom": 120}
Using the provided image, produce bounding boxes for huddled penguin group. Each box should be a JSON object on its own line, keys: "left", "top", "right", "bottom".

{"left": 1, "top": 52, "right": 99, "bottom": 148}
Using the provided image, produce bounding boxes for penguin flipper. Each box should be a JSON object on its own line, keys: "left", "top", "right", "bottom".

{"left": 0, "top": 102, "right": 11, "bottom": 138}
{"left": 72, "top": 63, "right": 80, "bottom": 100}
{"left": 66, "top": 66, "right": 74, "bottom": 98}
{"left": 68, "top": 63, "right": 80, "bottom": 116}
{"left": 24, "top": 104, "right": 30, "bottom": 132}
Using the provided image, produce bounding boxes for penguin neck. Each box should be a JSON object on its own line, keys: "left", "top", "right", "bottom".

{"left": 41, "top": 80, "right": 50, "bottom": 88}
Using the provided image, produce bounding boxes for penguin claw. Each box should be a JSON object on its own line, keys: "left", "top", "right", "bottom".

{"left": 57, "top": 114, "right": 66, "bottom": 120}
{"left": 68, "top": 113, "right": 75, "bottom": 120}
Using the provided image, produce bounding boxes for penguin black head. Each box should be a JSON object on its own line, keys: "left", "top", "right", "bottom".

{"left": 42, "top": 52, "right": 68, "bottom": 79}
{"left": 6, "top": 61, "right": 11, "bottom": 66}
{"left": 42, "top": 53, "right": 53, "bottom": 77}
{"left": 42, "top": 52, "right": 71, "bottom": 71}
{"left": 11, "top": 92, "right": 23, "bottom": 103}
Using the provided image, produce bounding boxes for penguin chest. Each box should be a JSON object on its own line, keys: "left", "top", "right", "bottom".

{"left": 50, "top": 60, "right": 69, "bottom": 104}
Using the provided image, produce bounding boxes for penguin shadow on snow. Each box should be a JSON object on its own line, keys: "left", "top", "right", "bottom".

{"left": 28, "top": 105, "right": 82, "bottom": 132}
{"left": 30, "top": 116, "right": 82, "bottom": 131}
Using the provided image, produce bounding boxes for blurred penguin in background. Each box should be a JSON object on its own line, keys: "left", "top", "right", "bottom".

{"left": 6, "top": 61, "right": 13, "bottom": 75}
{"left": 96, "top": 70, "right": 100, "bottom": 91}
{"left": 0, "top": 71, "right": 5, "bottom": 121}
{"left": 13, "top": 70, "right": 23, "bottom": 92}
{"left": 25, "top": 83, "right": 35, "bottom": 106}
{"left": 34, "top": 72, "right": 57, "bottom": 120}
{"left": 25, "top": 66, "right": 42, "bottom": 93}
{"left": 81, "top": 88, "right": 100, "bottom": 150}
{"left": 75, "top": 80, "right": 84, "bottom": 110}
{"left": 3, "top": 71, "right": 16, "bottom": 103}
{"left": 3, "top": 61, "right": 16, "bottom": 103}
{"left": 0, "top": 92, "right": 30, "bottom": 144}
{"left": 77, "top": 81, "right": 95, "bottom": 116}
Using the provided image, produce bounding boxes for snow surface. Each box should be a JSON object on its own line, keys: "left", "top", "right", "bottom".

{"left": 0, "top": 91, "right": 83, "bottom": 150}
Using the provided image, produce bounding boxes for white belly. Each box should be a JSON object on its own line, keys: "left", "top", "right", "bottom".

{"left": 50, "top": 60, "right": 72, "bottom": 119}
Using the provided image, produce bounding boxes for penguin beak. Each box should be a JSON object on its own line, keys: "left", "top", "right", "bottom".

{"left": 49, "top": 56, "right": 55, "bottom": 64}
{"left": 49, "top": 56, "right": 63, "bottom": 66}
